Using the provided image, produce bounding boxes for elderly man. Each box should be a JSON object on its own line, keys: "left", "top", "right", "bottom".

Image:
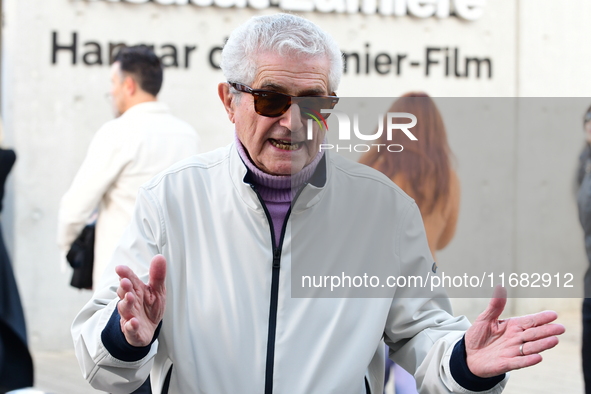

{"left": 72, "top": 14, "right": 564, "bottom": 394}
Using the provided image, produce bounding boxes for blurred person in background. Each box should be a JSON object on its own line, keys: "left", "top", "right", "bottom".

{"left": 359, "top": 92, "right": 459, "bottom": 262}
{"left": 576, "top": 105, "right": 591, "bottom": 394}
{"left": 57, "top": 45, "right": 199, "bottom": 394}
{"left": 0, "top": 121, "right": 34, "bottom": 393}
{"left": 360, "top": 92, "right": 460, "bottom": 393}
{"left": 57, "top": 45, "right": 200, "bottom": 287}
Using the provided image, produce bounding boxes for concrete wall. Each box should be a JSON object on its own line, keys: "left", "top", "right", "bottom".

{"left": 2, "top": 0, "right": 588, "bottom": 351}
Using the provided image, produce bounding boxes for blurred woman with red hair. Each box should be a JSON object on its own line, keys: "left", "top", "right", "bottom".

{"left": 359, "top": 92, "right": 460, "bottom": 262}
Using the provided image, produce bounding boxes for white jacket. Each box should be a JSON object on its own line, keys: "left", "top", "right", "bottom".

{"left": 57, "top": 101, "right": 199, "bottom": 285}
{"left": 72, "top": 143, "right": 508, "bottom": 394}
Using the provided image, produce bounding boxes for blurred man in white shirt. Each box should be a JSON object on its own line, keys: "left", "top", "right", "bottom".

{"left": 59, "top": 45, "right": 199, "bottom": 394}
{"left": 58, "top": 45, "right": 200, "bottom": 288}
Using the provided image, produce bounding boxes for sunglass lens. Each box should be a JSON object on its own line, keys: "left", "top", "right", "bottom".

{"left": 254, "top": 92, "right": 290, "bottom": 117}
{"left": 296, "top": 97, "right": 338, "bottom": 119}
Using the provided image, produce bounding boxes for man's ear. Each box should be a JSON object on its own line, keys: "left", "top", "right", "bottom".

{"left": 124, "top": 75, "right": 137, "bottom": 96}
{"left": 218, "top": 83, "right": 236, "bottom": 124}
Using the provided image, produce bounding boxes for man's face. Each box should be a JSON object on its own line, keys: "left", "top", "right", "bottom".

{"left": 109, "top": 62, "right": 126, "bottom": 118}
{"left": 226, "top": 52, "right": 331, "bottom": 175}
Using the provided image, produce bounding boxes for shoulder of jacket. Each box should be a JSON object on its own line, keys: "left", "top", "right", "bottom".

{"left": 142, "top": 145, "right": 231, "bottom": 191}
{"left": 328, "top": 153, "right": 415, "bottom": 205}
{"left": 95, "top": 115, "right": 197, "bottom": 147}
{"left": 93, "top": 117, "right": 127, "bottom": 139}
{"left": 154, "top": 113, "right": 197, "bottom": 132}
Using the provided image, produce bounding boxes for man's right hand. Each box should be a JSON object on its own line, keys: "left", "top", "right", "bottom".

{"left": 115, "top": 255, "right": 167, "bottom": 347}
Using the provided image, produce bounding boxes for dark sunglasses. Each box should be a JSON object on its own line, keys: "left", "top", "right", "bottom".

{"left": 228, "top": 82, "right": 339, "bottom": 119}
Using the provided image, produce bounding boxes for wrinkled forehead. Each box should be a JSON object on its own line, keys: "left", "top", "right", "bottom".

{"left": 251, "top": 51, "right": 331, "bottom": 93}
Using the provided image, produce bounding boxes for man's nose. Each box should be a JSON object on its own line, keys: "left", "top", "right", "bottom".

{"left": 279, "top": 102, "right": 304, "bottom": 130}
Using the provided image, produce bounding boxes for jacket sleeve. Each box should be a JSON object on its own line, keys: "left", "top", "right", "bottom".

{"left": 71, "top": 186, "right": 164, "bottom": 393}
{"left": 57, "top": 124, "right": 131, "bottom": 257}
{"left": 383, "top": 202, "right": 508, "bottom": 394}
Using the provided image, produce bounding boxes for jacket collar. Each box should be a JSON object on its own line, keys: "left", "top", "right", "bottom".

{"left": 228, "top": 141, "right": 330, "bottom": 212}
{"left": 292, "top": 153, "right": 329, "bottom": 213}
{"left": 121, "top": 101, "right": 169, "bottom": 117}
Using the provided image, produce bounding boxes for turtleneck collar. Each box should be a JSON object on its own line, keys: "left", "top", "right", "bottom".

{"left": 234, "top": 133, "right": 324, "bottom": 202}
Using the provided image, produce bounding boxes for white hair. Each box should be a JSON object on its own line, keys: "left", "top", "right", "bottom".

{"left": 220, "top": 13, "right": 343, "bottom": 93}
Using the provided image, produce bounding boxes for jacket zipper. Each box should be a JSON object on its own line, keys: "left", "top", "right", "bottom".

{"left": 250, "top": 184, "right": 297, "bottom": 394}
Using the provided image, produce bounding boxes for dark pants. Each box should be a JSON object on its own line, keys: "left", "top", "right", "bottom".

{"left": 0, "top": 223, "right": 33, "bottom": 393}
{"left": 583, "top": 298, "right": 591, "bottom": 394}
{"left": 0, "top": 320, "right": 34, "bottom": 393}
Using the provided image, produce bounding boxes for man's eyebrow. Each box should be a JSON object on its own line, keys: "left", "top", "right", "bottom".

{"left": 259, "top": 82, "right": 328, "bottom": 96}
{"left": 297, "top": 88, "right": 329, "bottom": 96}
{"left": 258, "top": 82, "right": 286, "bottom": 92}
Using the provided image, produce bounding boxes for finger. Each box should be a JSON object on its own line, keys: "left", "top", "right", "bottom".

{"left": 148, "top": 255, "right": 167, "bottom": 294}
{"left": 116, "top": 277, "right": 134, "bottom": 300}
{"left": 479, "top": 285, "right": 507, "bottom": 322}
{"left": 115, "top": 265, "right": 145, "bottom": 291}
{"left": 116, "top": 285, "right": 125, "bottom": 300}
{"left": 522, "top": 323, "right": 566, "bottom": 342}
{"left": 521, "top": 336, "right": 560, "bottom": 356}
{"left": 117, "top": 291, "right": 137, "bottom": 320}
{"left": 516, "top": 310, "right": 559, "bottom": 330}
{"left": 123, "top": 317, "right": 140, "bottom": 337}
{"left": 120, "top": 277, "right": 134, "bottom": 292}
{"left": 504, "top": 354, "right": 543, "bottom": 372}
{"left": 123, "top": 317, "right": 151, "bottom": 347}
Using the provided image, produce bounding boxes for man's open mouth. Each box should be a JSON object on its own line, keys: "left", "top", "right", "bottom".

{"left": 269, "top": 139, "right": 301, "bottom": 151}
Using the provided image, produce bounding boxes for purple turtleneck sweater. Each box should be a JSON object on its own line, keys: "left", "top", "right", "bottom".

{"left": 235, "top": 134, "right": 323, "bottom": 245}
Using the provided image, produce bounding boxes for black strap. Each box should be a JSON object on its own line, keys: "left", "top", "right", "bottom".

{"left": 365, "top": 376, "right": 371, "bottom": 394}
{"left": 162, "top": 365, "right": 173, "bottom": 394}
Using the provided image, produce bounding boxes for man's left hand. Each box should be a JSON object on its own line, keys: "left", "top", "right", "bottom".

{"left": 465, "top": 286, "right": 566, "bottom": 378}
